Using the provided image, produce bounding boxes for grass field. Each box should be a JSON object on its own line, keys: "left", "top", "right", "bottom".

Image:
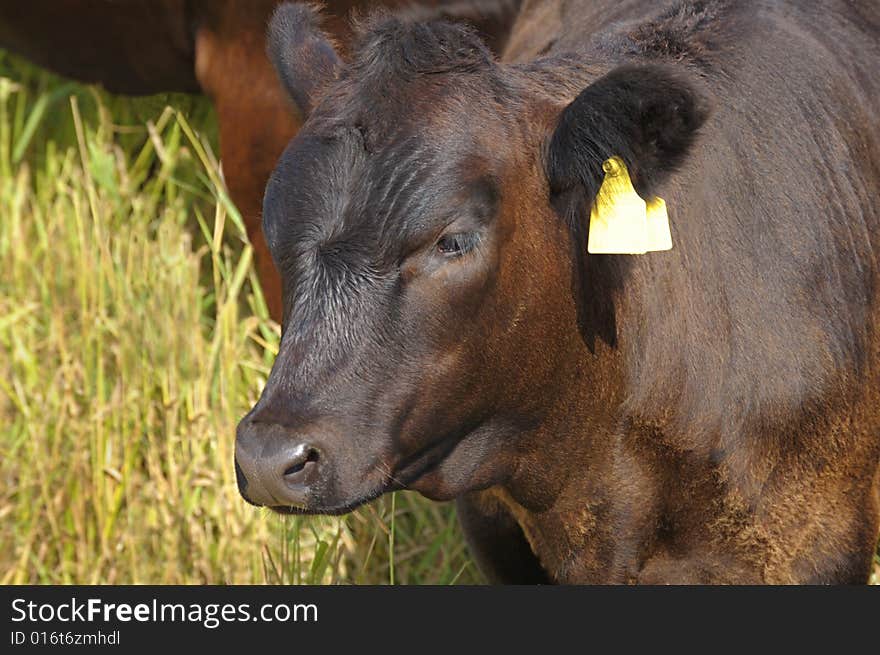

{"left": 0, "top": 52, "right": 478, "bottom": 585}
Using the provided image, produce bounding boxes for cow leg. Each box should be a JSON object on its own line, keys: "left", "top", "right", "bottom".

{"left": 456, "top": 490, "right": 549, "bottom": 584}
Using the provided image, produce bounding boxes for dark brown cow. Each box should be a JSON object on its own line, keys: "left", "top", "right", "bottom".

{"left": 0, "top": 0, "right": 521, "bottom": 319}
{"left": 234, "top": 0, "right": 880, "bottom": 584}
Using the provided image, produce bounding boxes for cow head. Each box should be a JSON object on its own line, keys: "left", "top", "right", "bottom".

{"left": 234, "top": 3, "right": 708, "bottom": 514}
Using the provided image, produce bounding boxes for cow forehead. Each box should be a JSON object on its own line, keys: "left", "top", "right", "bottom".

{"left": 265, "top": 98, "right": 502, "bottom": 264}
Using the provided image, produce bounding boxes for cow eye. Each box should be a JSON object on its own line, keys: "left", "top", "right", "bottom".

{"left": 436, "top": 232, "right": 479, "bottom": 257}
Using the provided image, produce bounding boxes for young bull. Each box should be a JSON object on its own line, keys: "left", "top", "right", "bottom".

{"left": 235, "top": 0, "right": 880, "bottom": 583}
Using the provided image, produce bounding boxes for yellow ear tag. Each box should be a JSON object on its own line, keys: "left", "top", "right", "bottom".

{"left": 587, "top": 156, "right": 672, "bottom": 254}
{"left": 588, "top": 157, "right": 648, "bottom": 254}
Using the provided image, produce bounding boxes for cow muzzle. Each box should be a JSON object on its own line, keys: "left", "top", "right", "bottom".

{"left": 234, "top": 418, "right": 326, "bottom": 510}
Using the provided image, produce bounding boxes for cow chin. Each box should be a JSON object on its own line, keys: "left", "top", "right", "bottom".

{"left": 252, "top": 471, "right": 397, "bottom": 518}
{"left": 265, "top": 486, "right": 390, "bottom": 517}
{"left": 397, "top": 426, "right": 511, "bottom": 503}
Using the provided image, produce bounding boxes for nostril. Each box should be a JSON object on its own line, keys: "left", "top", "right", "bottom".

{"left": 283, "top": 445, "right": 320, "bottom": 480}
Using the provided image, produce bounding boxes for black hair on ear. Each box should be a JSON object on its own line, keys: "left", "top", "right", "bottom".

{"left": 268, "top": 2, "right": 342, "bottom": 117}
{"left": 546, "top": 64, "right": 709, "bottom": 215}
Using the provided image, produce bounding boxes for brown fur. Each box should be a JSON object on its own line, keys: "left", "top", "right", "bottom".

{"left": 483, "top": 0, "right": 880, "bottom": 583}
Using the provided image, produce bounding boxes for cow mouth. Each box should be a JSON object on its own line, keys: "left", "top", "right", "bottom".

{"left": 266, "top": 435, "right": 461, "bottom": 516}
{"left": 267, "top": 485, "right": 389, "bottom": 517}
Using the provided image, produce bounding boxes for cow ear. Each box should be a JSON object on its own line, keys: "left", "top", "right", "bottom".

{"left": 546, "top": 64, "right": 709, "bottom": 216}
{"left": 268, "top": 2, "right": 342, "bottom": 118}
